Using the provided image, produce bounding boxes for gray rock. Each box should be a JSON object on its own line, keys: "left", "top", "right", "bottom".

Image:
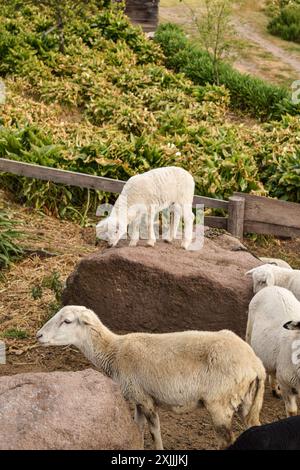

{"left": 62, "top": 236, "right": 261, "bottom": 337}
{"left": 0, "top": 369, "right": 142, "bottom": 450}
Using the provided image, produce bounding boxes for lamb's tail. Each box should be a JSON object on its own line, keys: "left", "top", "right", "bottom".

{"left": 242, "top": 374, "right": 265, "bottom": 428}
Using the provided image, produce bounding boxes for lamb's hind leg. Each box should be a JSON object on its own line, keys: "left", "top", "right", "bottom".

{"left": 165, "top": 203, "right": 182, "bottom": 243}
{"left": 181, "top": 204, "right": 194, "bottom": 250}
{"left": 206, "top": 402, "right": 234, "bottom": 449}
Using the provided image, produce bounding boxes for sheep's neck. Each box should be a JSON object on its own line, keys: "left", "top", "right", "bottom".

{"left": 79, "top": 328, "right": 118, "bottom": 379}
{"left": 112, "top": 194, "right": 127, "bottom": 217}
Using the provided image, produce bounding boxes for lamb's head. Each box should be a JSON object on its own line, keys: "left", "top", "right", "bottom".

{"left": 96, "top": 217, "right": 123, "bottom": 247}
{"left": 246, "top": 264, "right": 276, "bottom": 293}
{"left": 36, "top": 305, "right": 100, "bottom": 347}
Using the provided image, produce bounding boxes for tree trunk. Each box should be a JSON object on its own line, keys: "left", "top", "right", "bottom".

{"left": 124, "top": 0, "right": 159, "bottom": 32}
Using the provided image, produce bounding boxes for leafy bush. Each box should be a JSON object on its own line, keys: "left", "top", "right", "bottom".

{"left": 155, "top": 23, "right": 299, "bottom": 120}
{"left": 1, "top": 3, "right": 300, "bottom": 220}
{"left": 252, "top": 115, "right": 300, "bottom": 202}
{"left": 0, "top": 209, "right": 23, "bottom": 268}
{"left": 268, "top": 4, "right": 300, "bottom": 43}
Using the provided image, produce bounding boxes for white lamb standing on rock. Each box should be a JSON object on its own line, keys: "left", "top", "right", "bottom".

{"left": 96, "top": 166, "right": 195, "bottom": 250}
{"left": 246, "top": 264, "right": 300, "bottom": 300}
{"left": 246, "top": 286, "right": 300, "bottom": 417}
{"left": 37, "top": 306, "right": 266, "bottom": 450}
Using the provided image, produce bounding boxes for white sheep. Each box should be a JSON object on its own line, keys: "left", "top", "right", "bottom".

{"left": 246, "top": 264, "right": 300, "bottom": 300}
{"left": 37, "top": 306, "right": 266, "bottom": 449}
{"left": 96, "top": 166, "right": 195, "bottom": 250}
{"left": 259, "top": 257, "right": 292, "bottom": 270}
{"left": 246, "top": 286, "right": 300, "bottom": 417}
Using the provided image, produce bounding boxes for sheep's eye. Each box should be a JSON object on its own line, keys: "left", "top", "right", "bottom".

{"left": 63, "top": 319, "right": 72, "bottom": 324}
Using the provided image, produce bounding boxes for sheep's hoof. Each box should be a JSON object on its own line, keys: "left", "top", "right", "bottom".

{"left": 181, "top": 241, "right": 191, "bottom": 250}
{"left": 164, "top": 238, "right": 173, "bottom": 244}
{"left": 146, "top": 239, "right": 156, "bottom": 247}
{"left": 129, "top": 240, "right": 138, "bottom": 247}
{"left": 272, "top": 389, "right": 282, "bottom": 399}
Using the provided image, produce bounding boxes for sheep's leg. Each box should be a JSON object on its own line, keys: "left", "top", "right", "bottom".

{"left": 165, "top": 205, "right": 181, "bottom": 243}
{"left": 143, "top": 406, "right": 163, "bottom": 450}
{"left": 245, "top": 313, "right": 253, "bottom": 344}
{"left": 281, "top": 385, "right": 298, "bottom": 417}
{"left": 206, "top": 402, "right": 234, "bottom": 449}
{"left": 129, "top": 217, "right": 141, "bottom": 247}
{"left": 269, "top": 374, "right": 281, "bottom": 399}
{"left": 134, "top": 404, "right": 147, "bottom": 445}
{"left": 172, "top": 204, "right": 181, "bottom": 241}
{"left": 242, "top": 377, "right": 264, "bottom": 428}
{"left": 147, "top": 205, "right": 157, "bottom": 247}
{"left": 181, "top": 205, "right": 194, "bottom": 250}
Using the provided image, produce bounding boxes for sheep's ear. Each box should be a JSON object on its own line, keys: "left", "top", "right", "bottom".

{"left": 266, "top": 271, "right": 274, "bottom": 287}
{"left": 246, "top": 268, "right": 256, "bottom": 276}
{"left": 283, "top": 321, "right": 300, "bottom": 330}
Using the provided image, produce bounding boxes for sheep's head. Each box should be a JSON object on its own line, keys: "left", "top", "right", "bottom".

{"left": 246, "top": 264, "right": 276, "bottom": 293}
{"left": 96, "top": 217, "right": 123, "bottom": 247}
{"left": 36, "top": 305, "right": 100, "bottom": 347}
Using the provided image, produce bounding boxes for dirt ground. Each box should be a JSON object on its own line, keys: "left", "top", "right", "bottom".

{"left": 0, "top": 349, "right": 289, "bottom": 450}
{"left": 1, "top": 189, "right": 299, "bottom": 449}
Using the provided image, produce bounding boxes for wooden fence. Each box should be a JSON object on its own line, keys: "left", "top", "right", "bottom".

{"left": 234, "top": 192, "right": 300, "bottom": 239}
{"left": 1, "top": 158, "right": 300, "bottom": 239}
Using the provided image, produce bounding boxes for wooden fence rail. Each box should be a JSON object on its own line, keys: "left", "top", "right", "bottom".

{"left": 234, "top": 192, "right": 300, "bottom": 239}
{"left": 2, "top": 158, "right": 299, "bottom": 239}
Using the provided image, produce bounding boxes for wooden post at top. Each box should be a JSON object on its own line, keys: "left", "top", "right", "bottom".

{"left": 228, "top": 196, "right": 245, "bottom": 239}
{"left": 124, "top": 0, "right": 159, "bottom": 32}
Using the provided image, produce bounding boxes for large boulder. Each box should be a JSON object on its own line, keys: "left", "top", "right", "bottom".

{"left": 0, "top": 369, "right": 142, "bottom": 450}
{"left": 62, "top": 232, "right": 262, "bottom": 337}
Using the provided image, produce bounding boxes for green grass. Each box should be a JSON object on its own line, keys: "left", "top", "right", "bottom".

{"left": 1, "top": 328, "right": 28, "bottom": 339}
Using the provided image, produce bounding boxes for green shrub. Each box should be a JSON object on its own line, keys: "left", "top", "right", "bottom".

{"left": 0, "top": 209, "right": 23, "bottom": 268}
{"left": 268, "top": 4, "right": 300, "bottom": 43}
{"left": 155, "top": 23, "right": 299, "bottom": 120}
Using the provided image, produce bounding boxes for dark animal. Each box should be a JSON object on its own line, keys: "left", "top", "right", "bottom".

{"left": 227, "top": 416, "right": 300, "bottom": 450}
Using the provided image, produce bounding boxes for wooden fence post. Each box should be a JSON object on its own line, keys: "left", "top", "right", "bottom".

{"left": 228, "top": 196, "right": 245, "bottom": 239}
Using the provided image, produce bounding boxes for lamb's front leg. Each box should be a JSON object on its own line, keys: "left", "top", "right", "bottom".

{"left": 281, "top": 384, "right": 298, "bottom": 417}
{"left": 129, "top": 218, "right": 140, "bottom": 247}
{"left": 134, "top": 404, "right": 147, "bottom": 446}
{"left": 141, "top": 405, "right": 163, "bottom": 450}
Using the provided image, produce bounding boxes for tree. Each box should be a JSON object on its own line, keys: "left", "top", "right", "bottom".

{"left": 184, "top": 0, "right": 236, "bottom": 84}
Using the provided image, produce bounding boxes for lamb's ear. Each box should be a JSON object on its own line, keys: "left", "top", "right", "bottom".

{"left": 283, "top": 321, "right": 300, "bottom": 330}
{"left": 266, "top": 271, "right": 275, "bottom": 287}
{"left": 96, "top": 219, "right": 109, "bottom": 239}
{"left": 246, "top": 268, "right": 256, "bottom": 276}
